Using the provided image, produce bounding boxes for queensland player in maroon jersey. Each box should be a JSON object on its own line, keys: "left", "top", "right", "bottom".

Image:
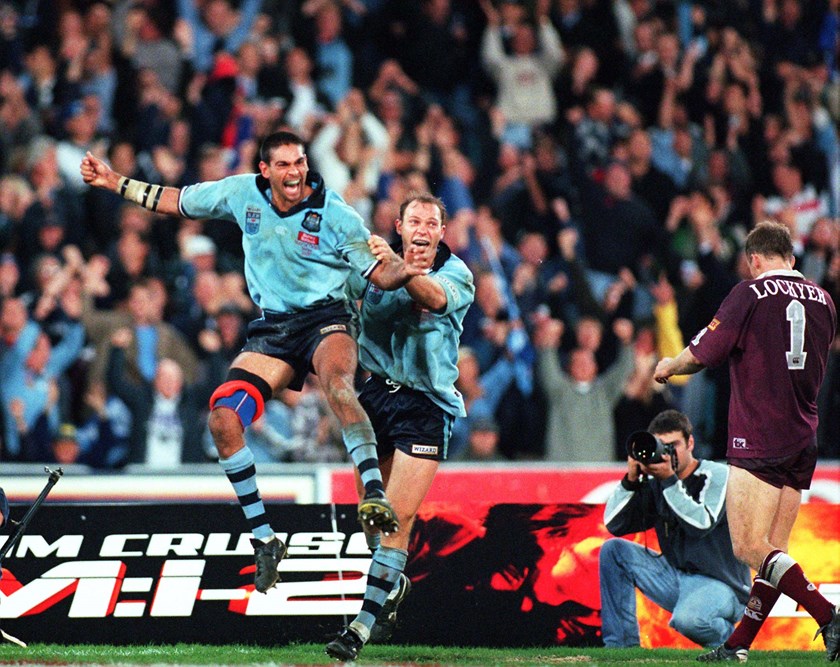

{"left": 654, "top": 221, "right": 839, "bottom": 662}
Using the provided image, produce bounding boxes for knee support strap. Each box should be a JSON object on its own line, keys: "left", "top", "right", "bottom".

{"left": 209, "top": 368, "right": 273, "bottom": 428}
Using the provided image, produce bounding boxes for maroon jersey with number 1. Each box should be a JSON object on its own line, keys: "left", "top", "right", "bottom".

{"left": 689, "top": 269, "right": 836, "bottom": 459}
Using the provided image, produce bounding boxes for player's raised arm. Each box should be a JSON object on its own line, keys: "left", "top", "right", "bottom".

{"left": 80, "top": 151, "right": 182, "bottom": 217}
{"left": 366, "top": 236, "right": 426, "bottom": 290}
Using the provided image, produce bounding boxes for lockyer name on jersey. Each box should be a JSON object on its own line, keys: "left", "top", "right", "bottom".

{"left": 749, "top": 277, "right": 829, "bottom": 304}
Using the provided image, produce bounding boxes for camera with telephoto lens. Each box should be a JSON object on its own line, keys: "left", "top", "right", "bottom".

{"left": 626, "top": 430, "right": 676, "bottom": 466}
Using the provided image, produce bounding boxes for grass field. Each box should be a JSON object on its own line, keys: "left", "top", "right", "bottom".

{"left": 0, "top": 644, "right": 830, "bottom": 666}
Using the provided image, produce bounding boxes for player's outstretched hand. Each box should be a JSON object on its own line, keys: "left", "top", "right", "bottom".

{"left": 80, "top": 151, "right": 115, "bottom": 189}
{"left": 404, "top": 241, "right": 435, "bottom": 272}
{"left": 368, "top": 235, "right": 398, "bottom": 263}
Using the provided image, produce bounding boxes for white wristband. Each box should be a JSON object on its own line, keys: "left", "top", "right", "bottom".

{"left": 118, "top": 176, "right": 163, "bottom": 211}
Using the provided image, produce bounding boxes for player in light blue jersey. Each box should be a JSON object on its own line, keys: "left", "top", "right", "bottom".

{"left": 81, "top": 132, "right": 427, "bottom": 594}
{"left": 325, "top": 193, "right": 475, "bottom": 661}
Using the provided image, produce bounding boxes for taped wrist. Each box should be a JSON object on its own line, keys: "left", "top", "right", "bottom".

{"left": 118, "top": 176, "right": 164, "bottom": 211}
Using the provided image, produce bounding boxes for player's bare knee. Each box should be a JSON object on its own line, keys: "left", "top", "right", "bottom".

{"left": 732, "top": 540, "right": 761, "bottom": 570}
{"left": 321, "top": 367, "right": 353, "bottom": 392}
{"left": 208, "top": 406, "right": 232, "bottom": 431}
{"left": 208, "top": 408, "right": 241, "bottom": 446}
{"left": 322, "top": 374, "right": 361, "bottom": 411}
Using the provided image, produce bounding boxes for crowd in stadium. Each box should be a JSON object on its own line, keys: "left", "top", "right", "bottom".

{"left": 0, "top": 0, "right": 837, "bottom": 468}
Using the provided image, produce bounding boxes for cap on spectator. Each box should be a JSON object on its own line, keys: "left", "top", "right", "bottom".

{"left": 184, "top": 235, "right": 216, "bottom": 259}
{"left": 56, "top": 423, "right": 77, "bottom": 441}
{"left": 0, "top": 252, "right": 18, "bottom": 268}
{"left": 470, "top": 417, "right": 499, "bottom": 434}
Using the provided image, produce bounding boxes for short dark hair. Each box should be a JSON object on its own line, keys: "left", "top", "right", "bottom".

{"left": 744, "top": 220, "right": 794, "bottom": 260}
{"left": 399, "top": 192, "right": 448, "bottom": 226}
{"left": 648, "top": 409, "right": 692, "bottom": 441}
{"left": 259, "top": 131, "right": 305, "bottom": 163}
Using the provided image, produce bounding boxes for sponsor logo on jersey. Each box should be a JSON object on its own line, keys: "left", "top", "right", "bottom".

{"left": 302, "top": 211, "right": 321, "bottom": 232}
{"left": 245, "top": 207, "right": 261, "bottom": 235}
{"left": 411, "top": 444, "right": 439, "bottom": 456}
{"left": 297, "top": 231, "right": 319, "bottom": 245}
{"left": 319, "top": 324, "right": 347, "bottom": 335}
{"left": 733, "top": 437, "right": 748, "bottom": 449}
{"left": 707, "top": 318, "right": 720, "bottom": 331}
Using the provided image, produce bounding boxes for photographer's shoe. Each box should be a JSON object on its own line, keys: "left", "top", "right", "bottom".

{"left": 251, "top": 537, "right": 287, "bottom": 593}
{"left": 369, "top": 572, "right": 411, "bottom": 643}
{"left": 325, "top": 626, "right": 365, "bottom": 661}
{"left": 358, "top": 492, "right": 399, "bottom": 536}
{"left": 697, "top": 645, "right": 749, "bottom": 663}
{"left": 815, "top": 604, "right": 840, "bottom": 661}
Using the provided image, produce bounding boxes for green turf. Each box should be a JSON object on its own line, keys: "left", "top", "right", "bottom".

{"left": 0, "top": 644, "right": 830, "bottom": 666}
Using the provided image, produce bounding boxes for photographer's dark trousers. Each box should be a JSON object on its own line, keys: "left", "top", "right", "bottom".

{"left": 599, "top": 538, "right": 742, "bottom": 647}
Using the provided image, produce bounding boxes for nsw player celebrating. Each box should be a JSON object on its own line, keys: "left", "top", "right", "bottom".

{"left": 654, "top": 221, "right": 839, "bottom": 662}
{"left": 81, "top": 131, "right": 425, "bottom": 594}
{"left": 325, "top": 194, "right": 474, "bottom": 661}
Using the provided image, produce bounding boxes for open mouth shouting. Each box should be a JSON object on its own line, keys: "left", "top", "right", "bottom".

{"left": 283, "top": 177, "right": 302, "bottom": 199}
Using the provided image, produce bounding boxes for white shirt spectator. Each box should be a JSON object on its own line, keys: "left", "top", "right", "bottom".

{"left": 763, "top": 184, "right": 830, "bottom": 239}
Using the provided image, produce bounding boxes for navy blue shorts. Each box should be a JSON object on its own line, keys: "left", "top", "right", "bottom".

{"left": 729, "top": 440, "right": 818, "bottom": 491}
{"left": 242, "top": 301, "right": 358, "bottom": 391}
{"left": 359, "top": 374, "right": 452, "bottom": 461}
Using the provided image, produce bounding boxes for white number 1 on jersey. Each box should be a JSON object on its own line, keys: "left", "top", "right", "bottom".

{"left": 786, "top": 299, "right": 807, "bottom": 370}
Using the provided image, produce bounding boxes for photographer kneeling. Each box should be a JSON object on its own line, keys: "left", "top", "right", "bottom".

{"left": 600, "top": 410, "right": 751, "bottom": 648}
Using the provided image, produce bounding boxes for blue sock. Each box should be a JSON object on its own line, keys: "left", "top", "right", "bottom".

{"left": 366, "top": 533, "right": 381, "bottom": 553}
{"left": 342, "top": 422, "right": 384, "bottom": 497}
{"left": 219, "top": 447, "right": 273, "bottom": 541}
{"left": 350, "top": 546, "right": 408, "bottom": 642}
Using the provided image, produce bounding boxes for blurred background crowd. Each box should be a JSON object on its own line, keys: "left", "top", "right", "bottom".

{"left": 0, "top": 0, "right": 837, "bottom": 469}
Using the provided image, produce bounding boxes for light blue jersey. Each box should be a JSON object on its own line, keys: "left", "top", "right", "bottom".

{"left": 347, "top": 242, "right": 474, "bottom": 417}
{"left": 179, "top": 172, "right": 377, "bottom": 313}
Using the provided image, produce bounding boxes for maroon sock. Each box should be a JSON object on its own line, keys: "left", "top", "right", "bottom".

{"left": 775, "top": 562, "right": 833, "bottom": 627}
{"left": 725, "top": 578, "right": 781, "bottom": 649}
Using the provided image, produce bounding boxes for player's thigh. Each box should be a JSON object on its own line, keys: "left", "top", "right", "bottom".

{"left": 311, "top": 332, "right": 358, "bottom": 379}
{"left": 229, "top": 351, "right": 296, "bottom": 392}
{"left": 384, "top": 449, "right": 439, "bottom": 528}
{"left": 767, "top": 484, "right": 802, "bottom": 552}
{"left": 726, "top": 466, "right": 785, "bottom": 551}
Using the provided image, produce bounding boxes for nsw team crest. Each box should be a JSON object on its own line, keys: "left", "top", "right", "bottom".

{"left": 367, "top": 285, "right": 383, "bottom": 304}
{"left": 245, "top": 206, "right": 261, "bottom": 235}
{"left": 302, "top": 211, "right": 322, "bottom": 232}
